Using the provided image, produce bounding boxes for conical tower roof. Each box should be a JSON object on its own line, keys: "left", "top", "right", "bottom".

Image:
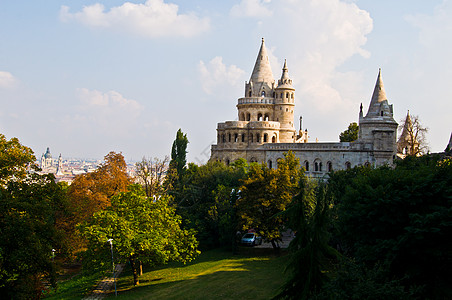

{"left": 398, "top": 110, "right": 413, "bottom": 143}
{"left": 249, "top": 38, "right": 274, "bottom": 85}
{"left": 366, "top": 68, "right": 388, "bottom": 117}
{"left": 277, "top": 59, "right": 293, "bottom": 89}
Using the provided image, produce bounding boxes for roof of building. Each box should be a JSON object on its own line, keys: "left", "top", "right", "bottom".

{"left": 249, "top": 38, "right": 274, "bottom": 86}
{"left": 365, "top": 68, "right": 388, "bottom": 117}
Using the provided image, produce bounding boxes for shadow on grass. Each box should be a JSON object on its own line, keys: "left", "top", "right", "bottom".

{"left": 109, "top": 248, "right": 289, "bottom": 300}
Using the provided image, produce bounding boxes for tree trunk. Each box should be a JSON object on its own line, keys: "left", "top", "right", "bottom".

{"left": 271, "top": 239, "right": 281, "bottom": 251}
{"left": 139, "top": 260, "right": 143, "bottom": 276}
{"left": 129, "top": 257, "right": 140, "bottom": 285}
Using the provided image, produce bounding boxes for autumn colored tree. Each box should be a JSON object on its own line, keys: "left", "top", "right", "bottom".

{"left": 80, "top": 184, "right": 199, "bottom": 285}
{"left": 236, "top": 151, "right": 302, "bottom": 249}
{"left": 135, "top": 156, "right": 169, "bottom": 198}
{"left": 63, "top": 151, "right": 132, "bottom": 254}
{"left": 339, "top": 122, "right": 359, "bottom": 142}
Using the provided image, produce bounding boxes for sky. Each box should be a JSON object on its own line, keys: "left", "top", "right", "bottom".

{"left": 0, "top": 0, "right": 450, "bottom": 164}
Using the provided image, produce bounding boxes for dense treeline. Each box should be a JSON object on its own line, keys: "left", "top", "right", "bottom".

{"left": 1, "top": 129, "right": 450, "bottom": 299}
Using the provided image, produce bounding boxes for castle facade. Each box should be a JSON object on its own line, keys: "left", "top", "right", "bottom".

{"left": 210, "top": 39, "right": 398, "bottom": 177}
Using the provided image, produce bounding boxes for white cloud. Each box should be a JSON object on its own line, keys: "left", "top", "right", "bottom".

{"left": 198, "top": 56, "right": 246, "bottom": 95}
{"left": 0, "top": 71, "right": 17, "bottom": 89}
{"left": 75, "top": 88, "right": 143, "bottom": 136}
{"left": 230, "top": 0, "right": 273, "bottom": 18}
{"left": 261, "top": 0, "right": 373, "bottom": 121}
{"left": 60, "top": 0, "right": 210, "bottom": 38}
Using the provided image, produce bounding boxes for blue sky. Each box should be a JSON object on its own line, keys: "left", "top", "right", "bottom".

{"left": 0, "top": 0, "right": 450, "bottom": 163}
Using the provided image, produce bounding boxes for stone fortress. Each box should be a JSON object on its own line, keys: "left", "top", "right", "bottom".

{"left": 210, "top": 38, "right": 399, "bottom": 177}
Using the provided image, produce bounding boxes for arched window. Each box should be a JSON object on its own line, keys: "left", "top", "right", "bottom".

{"left": 280, "top": 93, "right": 283, "bottom": 98}
{"left": 345, "top": 162, "right": 351, "bottom": 170}
{"left": 222, "top": 134, "right": 225, "bottom": 143}
{"left": 272, "top": 135, "right": 276, "bottom": 143}
{"left": 258, "top": 113, "right": 263, "bottom": 121}
{"left": 263, "top": 133, "right": 268, "bottom": 143}
{"left": 242, "top": 134, "right": 245, "bottom": 142}
{"left": 305, "top": 161, "right": 309, "bottom": 171}
{"left": 228, "top": 133, "right": 231, "bottom": 142}
{"left": 240, "top": 113, "right": 245, "bottom": 121}
{"left": 286, "top": 92, "right": 289, "bottom": 98}
{"left": 315, "top": 162, "right": 319, "bottom": 172}
{"left": 381, "top": 111, "right": 384, "bottom": 116}
{"left": 264, "top": 114, "right": 269, "bottom": 121}
{"left": 256, "top": 133, "right": 260, "bottom": 143}
{"left": 273, "top": 92, "right": 275, "bottom": 97}
{"left": 319, "top": 162, "right": 323, "bottom": 172}
{"left": 246, "top": 113, "right": 251, "bottom": 121}
{"left": 234, "top": 133, "right": 238, "bottom": 142}
{"left": 249, "top": 91, "right": 252, "bottom": 97}
{"left": 261, "top": 91, "right": 266, "bottom": 97}
{"left": 327, "top": 161, "right": 332, "bottom": 172}
{"left": 268, "top": 160, "right": 273, "bottom": 169}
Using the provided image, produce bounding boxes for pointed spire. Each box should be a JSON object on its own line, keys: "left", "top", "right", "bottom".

{"left": 370, "top": 68, "right": 387, "bottom": 105}
{"left": 365, "top": 68, "right": 389, "bottom": 117}
{"left": 249, "top": 38, "right": 274, "bottom": 85}
{"left": 277, "top": 59, "right": 293, "bottom": 88}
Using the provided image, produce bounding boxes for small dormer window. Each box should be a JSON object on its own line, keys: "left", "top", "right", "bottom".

{"left": 261, "top": 91, "right": 266, "bottom": 97}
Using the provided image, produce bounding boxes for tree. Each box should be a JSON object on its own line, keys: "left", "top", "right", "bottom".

{"left": 135, "top": 156, "right": 169, "bottom": 198}
{"left": 330, "top": 156, "right": 452, "bottom": 299}
{"left": 397, "top": 112, "right": 429, "bottom": 156}
{"left": 0, "top": 134, "right": 36, "bottom": 184}
{"left": 0, "top": 135, "right": 66, "bottom": 299}
{"left": 275, "top": 179, "right": 339, "bottom": 300}
{"left": 339, "top": 122, "right": 359, "bottom": 142}
{"left": 236, "top": 151, "right": 302, "bottom": 249}
{"left": 80, "top": 184, "right": 199, "bottom": 285}
{"left": 176, "top": 159, "right": 248, "bottom": 249}
{"left": 63, "top": 151, "right": 132, "bottom": 255}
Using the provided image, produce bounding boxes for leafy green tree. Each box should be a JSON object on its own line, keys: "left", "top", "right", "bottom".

{"left": 0, "top": 134, "right": 36, "bottom": 184}
{"left": 80, "top": 184, "right": 199, "bottom": 285}
{"left": 275, "top": 179, "right": 339, "bottom": 299}
{"left": 339, "top": 122, "right": 359, "bottom": 142}
{"left": 166, "top": 129, "right": 189, "bottom": 194}
{"left": 330, "top": 155, "right": 452, "bottom": 299}
{"left": 0, "top": 135, "right": 67, "bottom": 299}
{"left": 237, "top": 151, "right": 301, "bottom": 249}
{"left": 176, "top": 159, "right": 248, "bottom": 249}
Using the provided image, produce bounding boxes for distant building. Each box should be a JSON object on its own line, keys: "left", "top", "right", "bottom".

{"left": 40, "top": 147, "right": 53, "bottom": 169}
{"left": 210, "top": 39, "right": 398, "bottom": 177}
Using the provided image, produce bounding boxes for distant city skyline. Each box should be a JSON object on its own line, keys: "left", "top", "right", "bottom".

{"left": 1, "top": 0, "right": 450, "bottom": 163}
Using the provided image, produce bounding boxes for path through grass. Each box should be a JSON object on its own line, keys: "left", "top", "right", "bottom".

{"left": 109, "top": 248, "right": 288, "bottom": 299}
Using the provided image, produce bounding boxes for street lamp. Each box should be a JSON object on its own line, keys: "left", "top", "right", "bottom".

{"left": 107, "top": 239, "right": 117, "bottom": 296}
{"left": 51, "top": 249, "right": 55, "bottom": 262}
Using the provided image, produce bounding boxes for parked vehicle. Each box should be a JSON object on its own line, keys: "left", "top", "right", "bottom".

{"left": 241, "top": 233, "right": 262, "bottom": 246}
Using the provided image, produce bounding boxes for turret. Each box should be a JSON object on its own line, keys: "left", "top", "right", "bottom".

{"left": 274, "top": 60, "right": 296, "bottom": 142}
{"left": 359, "top": 69, "right": 398, "bottom": 164}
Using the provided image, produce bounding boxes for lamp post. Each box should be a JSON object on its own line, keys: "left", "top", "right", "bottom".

{"left": 51, "top": 249, "right": 55, "bottom": 262}
{"left": 107, "top": 239, "right": 117, "bottom": 296}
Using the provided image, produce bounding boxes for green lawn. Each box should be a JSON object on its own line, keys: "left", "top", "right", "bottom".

{"left": 108, "top": 248, "right": 289, "bottom": 299}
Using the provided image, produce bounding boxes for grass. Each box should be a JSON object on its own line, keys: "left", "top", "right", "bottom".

{"left": 108, "top": 248, "right": 289, "bottom": 299}
{"left": 43, "top": 269, "right": 106, "bottom": 300}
